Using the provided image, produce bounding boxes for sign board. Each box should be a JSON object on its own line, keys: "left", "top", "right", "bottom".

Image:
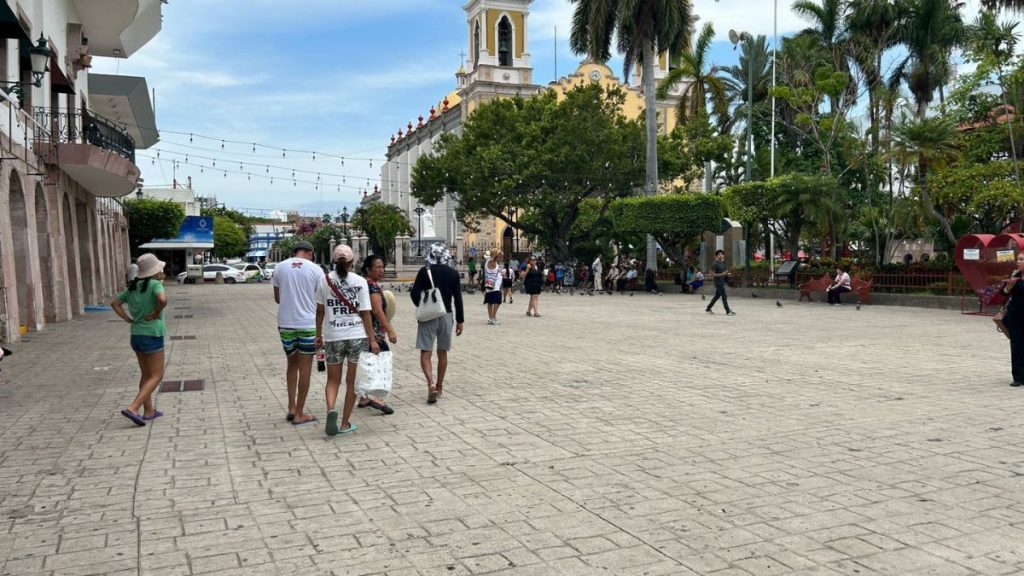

{"left": 962, "top": 248, "right": 980, "bottom": 261}
{"left": 140, "top": 216, "right": 215, "bottom": 250}
{"left": 997, "top": 249, "right": 1016, "bottom": 263}
{"left": 774, "top": 260, "right": 800, "bottom": 277}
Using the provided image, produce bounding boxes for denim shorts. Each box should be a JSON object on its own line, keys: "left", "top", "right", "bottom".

{"left": 130, "top": 335, "right": 165, "bottom": 354}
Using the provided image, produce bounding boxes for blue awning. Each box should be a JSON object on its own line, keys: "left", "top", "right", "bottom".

{"left": 246, "top": 249, "right": 268, "bottom": 258}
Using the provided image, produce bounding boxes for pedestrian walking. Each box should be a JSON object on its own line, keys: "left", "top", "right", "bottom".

{"left": 523, "top": 256, "right": 543, "bottom": 316}
{"left": 111, "top": 253, "right": 167, "bottom": 426}
{"left": 706, "top": 250, "right": 735, "bottom": 315}
{"left": 272, "top": 240, "right": 324, "bottom": 426}
{"left": 1001, "top": 254, "right": 1024, "bottom": 387}
{"left": 410, "top": 242, "right": 464, "bottom": 403}
{"left": 359, "top": 255, "right": 396, "bottom": 414}
{"left": 502, "top": 259, "right": 516, "bottom": 304}
{"left": 483, "top": 250, "right": 504, "bottom": 324}
{"left": 315, "top": 244, "right": 377, "bottom": 436}
{"left": 593, "top": 256, "right": 603, "bottom": 291}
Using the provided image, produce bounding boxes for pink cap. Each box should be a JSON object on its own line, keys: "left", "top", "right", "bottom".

{"left": 333, "top": 244, "right": 354, "bottom": 263}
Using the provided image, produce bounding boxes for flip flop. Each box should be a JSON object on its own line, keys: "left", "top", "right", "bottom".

{"left": 286, "top": 413, "right": 295, "bottom": 422}
{"left": 121, "top": 409, "right": 145, "bottom": 427}
{"left": 325, "top": 410, "right": 340, "bottom": 436}
{"left": 337, "top": 423, "right": 358, "bottom": 435}
{"left": 427, "top": 388, "right": 438, "bottom": 404}
{"left": 142, "top": 410, "right": 164, "bottom": 421}
{"left": 366, "top": 399, "right": 394, "bottom": 415}
{"left": 291, "top": 414, "right": 318, "bottom": 426}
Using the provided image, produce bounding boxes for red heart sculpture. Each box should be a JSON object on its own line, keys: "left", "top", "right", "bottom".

{"left": 956, "top": 233, "right": 1017, "bottom": 306}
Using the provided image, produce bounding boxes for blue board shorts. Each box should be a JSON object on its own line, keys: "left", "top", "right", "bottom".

{"left": 130, "top": 335, "right": 165, "bottom": 354}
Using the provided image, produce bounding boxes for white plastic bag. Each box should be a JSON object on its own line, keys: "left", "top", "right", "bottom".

{"left": 355, "top": 351, "right": 393, "bottom": 399}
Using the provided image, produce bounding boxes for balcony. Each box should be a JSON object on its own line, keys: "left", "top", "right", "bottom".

{"left": 34, "top": 107, "right": 141, "bottom": 198}
{"left": 73, "top": 0, "right": 163, "bottom": 58}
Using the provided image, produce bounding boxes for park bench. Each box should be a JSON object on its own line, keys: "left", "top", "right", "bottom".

{"left": 798, "top": 274, "right": 872, "bottom": 304}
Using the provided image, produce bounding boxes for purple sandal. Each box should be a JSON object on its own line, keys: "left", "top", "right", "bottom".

{"left": 121, "top": 409, "right": 146, "bottom": 427}
{"left": 143, "top": 410, "right": 164, "bottom": 421}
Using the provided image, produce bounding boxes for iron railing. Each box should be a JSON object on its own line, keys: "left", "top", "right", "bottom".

{"left": 32, "top": 107, "right": 135, "bottom": 163}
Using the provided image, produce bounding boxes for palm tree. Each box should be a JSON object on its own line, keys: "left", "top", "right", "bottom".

{"left": 657, "top": 22, "right": 729, "bottom": 126}
{"left": 845, "top": 0, "right": 903, "bottom": 149}
{"left": 570, "top": 0, "right": 693, "bottom": 271}
{"left": 793, "top": 0, "right": 850, "bottom": 67}
{"left": 981, "top": 0, "right": 1024, "bottom": 11}
{"left": 721, "top": 35, "right": 773, "bottom": 141}
{"left": 889, "top": 0, "right": 966, "bottom": 119}
{"left": 889, "top": 115, "right": 960, "bottom": 244}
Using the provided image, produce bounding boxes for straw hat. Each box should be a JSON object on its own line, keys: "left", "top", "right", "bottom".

{"left": 383, "top": 290, "right": 397, "bottom": 321}
{"left": 136, "top": 253, "right": 165, "bottom": 279}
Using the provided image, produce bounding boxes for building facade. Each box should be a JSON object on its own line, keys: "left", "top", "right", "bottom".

{"left": 380, "top": 0, "right": 685, "bottom": 256}
{"left": 0, "top": 0, "right": 162, "bottom": 342}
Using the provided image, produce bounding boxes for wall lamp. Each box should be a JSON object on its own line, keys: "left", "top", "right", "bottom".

{"left": 1, "top": 34, "right": 54, "bottom": 107}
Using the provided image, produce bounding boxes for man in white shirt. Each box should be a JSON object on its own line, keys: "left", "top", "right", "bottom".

{"left": 272, "top": 240, "right": 324, "bottom": 425}
{"left": 827, "top": 265, "right": 852, "bottom": 305}
{"left": 592, "top": 256, "right": 603, "bottom": 291}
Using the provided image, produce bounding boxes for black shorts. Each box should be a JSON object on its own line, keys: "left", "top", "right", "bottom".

{"left": 484, "top": 291, "right": 502, "bottom": 305}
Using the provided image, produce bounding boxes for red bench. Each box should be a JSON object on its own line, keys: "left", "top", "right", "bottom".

{"left": 798, "top": 274, "right": 872, "bottom": 304}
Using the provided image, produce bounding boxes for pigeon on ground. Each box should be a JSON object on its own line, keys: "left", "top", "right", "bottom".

{"left": 856, "top": 304, "right": 861, "bottom": 311}
{"left": 629, "top": 292, "right": 634, "bottom": 297}
{"left": 702, "top": 294, "right": 706, "bottom": 300}
{"left": 776, "top": 301, "right": 783, "bottom": 308}
{"left": 752, "top": 292, "right": 759, "bottom": 298}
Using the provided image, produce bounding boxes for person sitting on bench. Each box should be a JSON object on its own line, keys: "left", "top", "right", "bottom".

{"left": 688, "top": 268, "right": 705, "bottom": 295}
{"left": 827, "top": 265, "right": 852, "bottom": 305}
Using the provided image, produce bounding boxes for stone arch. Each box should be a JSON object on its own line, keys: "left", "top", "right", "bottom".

{"left": 76, "top": 200, "right": 95, "bottom": 305}
{"left": 35, "top": 184, "right": 55, "bottom": 322}
{"left": 63, "top": 194, "right": 80, "bottom": 312}
{"left": 9, "top": 171, "right": 33, "bottom": 330}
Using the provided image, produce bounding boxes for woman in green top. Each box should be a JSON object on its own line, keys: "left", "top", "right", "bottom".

{"left": 111, "top": 253, "right": 168, "bottom": 426}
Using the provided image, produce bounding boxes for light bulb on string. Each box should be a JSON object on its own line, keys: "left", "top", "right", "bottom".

{"left": 252, "top": 143, "right": 256, "bottom": 153}
{"left": 282, "top": 148, "right": 287, "bottom": 158}
{"left": 189, "top": 133, "right": 193, "bottom": 143}
{"left": 212, "top": 159, "right": 216, "bottom": 167}
{"left": 266, "top": 165, "right": 269, "bottom": 174}
{"left": 221, "top": 140, "right": 225, "bottom": 150}
{"left": 271, "top": 177, "right": 274, "bottom": 185}
{"left": 247, "top": 174, "right": 251, "bottom": 181}
{"left": 312, "top": 153, "right": 316, "bottom": 161}
{"left": 341, "top": 157, "right": 345, "bottom": 167}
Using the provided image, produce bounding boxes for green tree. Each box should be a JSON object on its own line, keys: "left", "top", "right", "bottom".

{"left": 212, "top": 216, "right": 247, "bottom": 259}
{"left": 310, "top": 224, "right": 346, "bottom": 262}
{"left": 889, "top": 0, "right": 965, "bottom": 118}
{"left": 981, "top": 0, "right": 1024, "bottom": 11}
{"left": 658, "top": 116, "right": 733, "bottom": 190}
{"left": 846, "top": 0, "right": 904, "bottom": 150}
{"left": 569, "top": 0, "right": 694, "bottom": 270}
{"left": 124, "top": 198, "right": 186, "bottom": 253}
{"left": 929, "top": 160, "right": 1024, "bottom": 232}
{"left": 412, "top": 84, "right": 651, "bottom": 261}
{"left": 889, "top": 114, "right": 961, "bottom": 245}
{"left": 611, "top": 193, "right": 724, "bottom": 263}
{"left": 657, "top": 22, "right": 729, "bottom": 126}
{"left": 202, "top": 205, "right": 253, "bottom": 240}
{"left": 351, "top": 202, "right": 414, "bottom": 263}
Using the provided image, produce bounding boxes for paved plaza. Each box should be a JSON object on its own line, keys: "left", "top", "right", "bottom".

{"left": 1, "top": 283, "right": 1022, "bottom": 576}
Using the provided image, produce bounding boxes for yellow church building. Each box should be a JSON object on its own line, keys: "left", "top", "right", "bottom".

{"left": 379, "top": 0, "right": 686, "bottom": 257}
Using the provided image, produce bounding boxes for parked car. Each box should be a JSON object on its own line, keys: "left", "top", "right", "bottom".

{"left": 177, "top": 264, "right": 247, "bottom": 284}
{"left": 230, "top": 262, "right": 265, "bottom": 282}
{"left": 263, "top": 262, "right": 278, "bottom": 281}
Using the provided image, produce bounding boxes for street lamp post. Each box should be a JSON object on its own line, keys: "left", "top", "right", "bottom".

{"left": 0, "top": 34, "right": 53, "bottom": 108}
{"left": 730, "top": 28, "right": 754, "bottom": 285}
{"left": 340, "top": 206, "right": 350, "bottom": 243}
{"left": 413, "top": 206, "right": 426, "bottom": 256}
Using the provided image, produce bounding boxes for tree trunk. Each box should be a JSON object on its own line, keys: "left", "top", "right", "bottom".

{"left": 642, "top": 41, "right": 660, "bottom": 272}
{"left": 918, "top": 162, "right": 956, "bottom": 245}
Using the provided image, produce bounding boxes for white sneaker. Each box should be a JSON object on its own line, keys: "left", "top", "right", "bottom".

{"left": 487, "top": 318, "right": 495, "bottom": 325}
{"left": 492, "top": 318, "right": 501, "bottom": 326}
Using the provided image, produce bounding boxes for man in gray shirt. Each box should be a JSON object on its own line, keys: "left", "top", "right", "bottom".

{"left": 706, "top": 250, "right": 735, "bottom": 315}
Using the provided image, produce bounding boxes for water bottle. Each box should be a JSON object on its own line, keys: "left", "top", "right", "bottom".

{"left": 316, "top": 348, "right": 326, "bottom": 372}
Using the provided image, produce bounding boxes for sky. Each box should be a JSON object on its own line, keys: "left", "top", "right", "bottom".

{"left": 91, "top": 0, "right": 988, "bottom": 216}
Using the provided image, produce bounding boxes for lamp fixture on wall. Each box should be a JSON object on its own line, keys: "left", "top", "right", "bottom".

{"left": 0, "top": 34, "right": 55, "bottom": 108}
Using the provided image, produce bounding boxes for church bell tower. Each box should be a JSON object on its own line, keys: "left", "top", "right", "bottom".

{"left": 460, "top": 0, "right": 540, "bottom": 117}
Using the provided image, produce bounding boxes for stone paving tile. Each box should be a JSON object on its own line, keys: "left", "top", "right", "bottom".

{"left": 2, "top": 284, "right": 1024, "bottom": 574}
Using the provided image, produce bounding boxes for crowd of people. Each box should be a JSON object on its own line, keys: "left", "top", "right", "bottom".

{"left": 110, "top": 243, "right": 1024, "bottom": 432}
